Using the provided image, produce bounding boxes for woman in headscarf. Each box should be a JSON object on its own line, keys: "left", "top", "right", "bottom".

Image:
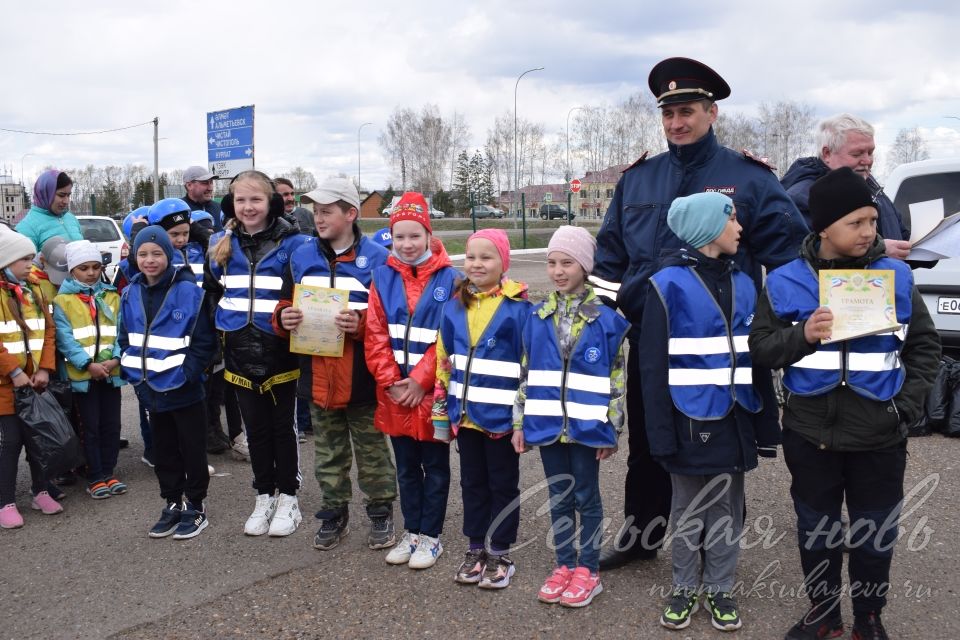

{"left": 15, "top": 170, "right": 83, "bottom": 251}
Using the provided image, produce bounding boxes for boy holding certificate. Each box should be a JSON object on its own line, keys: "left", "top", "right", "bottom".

{"left": 273, "top": 177, "right": 397, "bottom": 552}
{"left": 749, "top": 167, "right": 940, "bottom": 640}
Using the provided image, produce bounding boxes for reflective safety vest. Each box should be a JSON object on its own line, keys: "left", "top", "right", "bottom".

{"left": 766, "top": 257, "right": 913, "bottom": 401}
{"left": 55, "top": 290, "right": 120, "bottom": 382}
{"left": 440, "top": 298, "right": 528, "bottom": 433}
{"left": 208, "top": 232, "right": 310, "bottom": 333}
{"left": 521, "top": 305, "right": 629, "bottom": 447}
{"left": 0, "top": 284, "right": 46, "bottom": 372}
{"left": 650, "top": 265, "right": 762, "bottom": 420}
{"left": 120, "top": 276, "right": 204, "bottom": 392}
{"left": 372, "top": 265, "right": 458, "bottom": 376}
{"left": 179, "top": 242, "right": 206, "bottom": 286}
{"left": 290, "top": 237, "right": 387, "bottom": 311}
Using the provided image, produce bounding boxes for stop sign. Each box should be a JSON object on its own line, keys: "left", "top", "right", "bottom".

{"left": 570, "top": 178, "right": 582, "bottom": 193}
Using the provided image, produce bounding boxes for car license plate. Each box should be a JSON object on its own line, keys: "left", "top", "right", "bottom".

{"left": 938, "top": 297, "right": 960, "bottom": 314}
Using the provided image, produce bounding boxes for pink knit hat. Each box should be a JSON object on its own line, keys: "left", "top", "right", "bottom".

{"left": 547, "top": 225, "right": 596, "bottom": 273}
{"left": 467, "top": 228, "right": 510, "bottom": 273}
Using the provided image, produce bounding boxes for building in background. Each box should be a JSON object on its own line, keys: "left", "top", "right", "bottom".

{"left": 0, "top": 175, "right": 27, "bottom": 226}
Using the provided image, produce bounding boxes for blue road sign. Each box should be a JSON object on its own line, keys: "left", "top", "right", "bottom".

{"left": 206, "top": 105, "right": 255, "bottom": 178}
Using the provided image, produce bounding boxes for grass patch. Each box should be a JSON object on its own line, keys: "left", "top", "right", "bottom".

{"left": 357, "top": 217, "right": 600, "bottom": 234}
{"left": 439, "top": 230, "right": 551, "bottom": 256}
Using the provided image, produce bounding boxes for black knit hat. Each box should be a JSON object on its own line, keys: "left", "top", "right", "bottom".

{"left": 809, "top": 167, "right": 876, "bottom": 232}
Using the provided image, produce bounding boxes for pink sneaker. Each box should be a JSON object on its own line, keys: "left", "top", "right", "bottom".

{"left": 31, "top": 491, "right": 64, "bottom": 515}
{"left": 538, "top": 565, "right": 574, "bottom": 603}
{"left": 1, "top": 503, "right": 24, "bottom": 529}
{"left": 560, "top": 567, "right": 603, "bottom": 608}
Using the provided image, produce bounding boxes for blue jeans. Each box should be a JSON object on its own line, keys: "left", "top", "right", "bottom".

{"left": 538, "top": 441, "right": 604, "bottom": 572}
{"left": 390, "top": 436, "right": 450, "bottom": 537}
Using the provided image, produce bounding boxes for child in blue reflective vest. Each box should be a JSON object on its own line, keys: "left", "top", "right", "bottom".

{"left": 433, "top": 229, "right": 530, "bottom": 590}
{"left": 118, "top": 226, "right": 216, "bottom": 539}
{"left": 641, "top": 192, "right": 780, "bottom": 632}
{"left": 512, "top": 226, "right": 628, "bottom": 608}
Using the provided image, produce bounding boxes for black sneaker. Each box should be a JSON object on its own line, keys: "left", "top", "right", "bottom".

{"left": 660, "top": 587, "right": 699, "bottom": 630}
{"left": 206, "top": 431, "right": 228, "bottom": 454}
{"left": 707, "top": 592, "right": 742, "bottom": 631}
{"left": 313, "top": 508, "right": 349, "bottom": 550}
{"left": 149, "top": 502, "right": 183, "bottom": 538}
{"left": 454, "top": 549, "right": 487, "bottom": 584}
{"left": 785, "top": 601, "right": 844, "bottom": 639}
{"left": 478, "top": 554, "right": 516, "bottom": 589}
{"left": 367, "top": 510, "right": 396, "bottom": 550}
{"left": 851, "top": 613, "right": 888, "bottom": 640}
{"left": 118, "top": 437, "right": 129, "bottom": 449}
{"left": 172, "top": 502, "right": 208, "bottom": 540}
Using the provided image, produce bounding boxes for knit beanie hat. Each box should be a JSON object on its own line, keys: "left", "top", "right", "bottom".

{"left": 467, "top": 228, "right": 511, "bottom": 273}
{"left": 390, "top": 192, "right": 432, "bottom": 233}
{"left": 667, "top": 192, "right": 734, "bottom": 249}
{"left": 65, "top": 240, "right": 103, "bottom": 272}
{"left": 132, "top": 225, "right": 175, "bottom": 264}
{"left": 547, "top": 225, "right": 597, "bottom": 273}
{"left": 809, "top": 166, "right": 876, "bottom": 233}
{"left": 0, "top": 229, "right": 37, "bottom": 269}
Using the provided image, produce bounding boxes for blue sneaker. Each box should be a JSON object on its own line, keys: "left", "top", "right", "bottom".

{"left": 172, "top": 502, "right": 208, "bottom": 540}
{"left": 149, "top": 502, "right": 183, "bottom": 538}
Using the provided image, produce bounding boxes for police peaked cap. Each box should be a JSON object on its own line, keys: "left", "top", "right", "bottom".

{"left": 648, "top": 57, "right": 731, "bottom": 107}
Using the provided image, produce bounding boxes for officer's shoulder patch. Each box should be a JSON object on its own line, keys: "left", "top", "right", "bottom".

{"left": 624, "top": 152, "right": 649, "bottom": 172}
{"left": 741, "top": 149, "right": 777, "bottom": 172}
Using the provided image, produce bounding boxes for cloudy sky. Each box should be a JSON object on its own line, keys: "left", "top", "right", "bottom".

{"left": 1, "top": 0, "right": 958, "bottom": 190}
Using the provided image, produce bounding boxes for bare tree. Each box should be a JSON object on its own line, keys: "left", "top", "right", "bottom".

{"left": 280, "top": 167, "right": 318, "bottom": 192}
{"left": 484, "top": 112, "right": 514, "bottom": 194}
{"left": 888, "top": 127, "right": 929, "bottom": 172}
{"left": 714, "top": 111, "right": 762, "bottom": 155}
{"left": 757, "top": 101, "right": 816, "bottom": 176}
{"left": 447, "top": 111, "right": 471, "bottom": 190}
{"left": 380, "top": 108, "right": 416, "bottom": 190}
{"left": 409, "top": 105, "right": 452, "bottom": 194}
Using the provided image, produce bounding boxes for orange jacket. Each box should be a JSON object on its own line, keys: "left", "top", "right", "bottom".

{"left": 0, "top": 282, "right": 57, "bottom": 415}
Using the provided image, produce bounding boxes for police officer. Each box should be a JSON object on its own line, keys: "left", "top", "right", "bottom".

{"left": 591, "top": 57, "right": 808, "bottom": 570}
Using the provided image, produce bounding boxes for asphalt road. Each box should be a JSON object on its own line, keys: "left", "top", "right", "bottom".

{"left": 2, "top": 253, "right": 958, "bottom": 639}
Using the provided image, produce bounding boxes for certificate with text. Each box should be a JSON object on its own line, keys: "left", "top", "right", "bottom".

{"left": 818, "top": 269, "right": 901, "bottom": 343}
{"left": 290, "top": 285, "right": 349, "bottom": 357}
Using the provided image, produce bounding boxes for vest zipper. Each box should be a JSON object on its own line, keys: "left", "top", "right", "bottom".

{"left": 690, "top": 269, "right": 738, "bottom": 401}
{"left": 461, "top": 344, "right": 477, "bottom": 407}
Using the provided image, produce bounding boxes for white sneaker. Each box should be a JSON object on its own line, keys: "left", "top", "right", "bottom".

{"left": 268, "top": 493, "right": 302, "bottom": 537}
{"left": 231, "top": 433, "right": 250, "bottom": 461}
{"left": 408, "top": 534, "right": 443, "bottom": 569}
{"left": 244, "top": 493, "right": 277, "bottom": 536}
{"left": 385, "top": 531, "right": 419, "bottom": 565}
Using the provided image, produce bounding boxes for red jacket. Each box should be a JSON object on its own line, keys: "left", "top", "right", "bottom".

{"left": 365, "top": 237, "right": 454, "bottom": 441}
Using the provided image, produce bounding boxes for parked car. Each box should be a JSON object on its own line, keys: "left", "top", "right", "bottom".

{"left": 77, "top": 215, "right": 127, "bottom": 282}
{"left": 429, "top": 208, "right": 446, "bottom": 219}
{"left": 470, "top": 205, "right": 505, "bottom": 219}
{"left": 885, "top": 158, "right": 960, "bottom": 353}
{"left": 539, "top": 204, "right": 571, "bottom": 220}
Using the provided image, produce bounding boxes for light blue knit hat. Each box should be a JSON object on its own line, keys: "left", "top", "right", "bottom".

{"left": 667, "top": 192, "right": 734, "bottom": 249}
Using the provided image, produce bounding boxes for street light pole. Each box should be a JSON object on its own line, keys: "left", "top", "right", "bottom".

{"left": 566, "top": 106, "right": 591, "bottom": 182}
{"left": 358, "top": 122, "right": 373, "bottom": 191}
{"left": 514, "top": 66, "right": 543, "bottom": 218}
{"left": 20, "top": 152, "right": 34, "bottom": 188}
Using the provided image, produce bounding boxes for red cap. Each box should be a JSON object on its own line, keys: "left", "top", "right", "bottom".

{"left": 389, "top": 192, "right": 432, "bottom": 233}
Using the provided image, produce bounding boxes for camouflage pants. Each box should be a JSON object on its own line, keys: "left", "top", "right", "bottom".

{"left": 311, "top": 403, "right": 396, "bottom": 511}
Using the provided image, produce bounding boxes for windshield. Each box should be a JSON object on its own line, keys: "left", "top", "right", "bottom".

{"left": 79, "top": 218, "right": 120, "bottom": 242}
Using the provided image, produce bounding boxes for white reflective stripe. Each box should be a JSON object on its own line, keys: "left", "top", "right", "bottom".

{"left": 81, "top": 345, "right": 96, "bottom": 357}
{"left": 0, "top": 320, "right": 19, "bottom": 333}
{"left": 221, "top": 275, "right": 252, "bottom": 289}
{"left": 526, "top": 369, "right": 609, "bottom": 394}
{"left": 333, "top": 276, "right": 369, "bottom": 294}
{"left": 1, "top": 319, "right": 43, "bottom": 332}
{"left": 588, "top": 275, "right": 621, "bottom": 292}
{"left": 733, "top": 367, "right": 753, "bottom": 385}
{"left": 848, "top": 351, "right": 900, "bottom": 372}
{"left": 523, "top": 398, "right": 563, "bottom": 416}
{"left": 527, "top": 370, "right": 561, "bottom": 387}
{"left": 26, "top": 318, "right": 44, "bottom": 330}
{"left": 448, "top": 380, "right": 517, "bottom": 405}
{"left": 72, "top": 325, "right": 118, "bottom": 341}
{"left": 190, "top": 264, "right": 204, "bottom": 275}
{"left": 592, "top": 287, "right": 618, "bottom": 302}
{"left": 388, "top": 324, "right": 406, "bottom": 339}
{"left": 565, "top": 401, "right": 609, "bottom": 422}
{"left": 2, "top": 340, "right": 45, "bottom": 355}
{"left": 254, "top": 275, "right": 283, "bottom": 290}
{"left": 667, "top": 335, "right": 749, "bottom": 355}
{"left": 668, "top": 368, "right": 734, "bottom": 386}
{"left": 791, "top": 351, "right": 842, "bottom": 370}
{"left": 127, "top": 333, "right": 191, "bottom": 350}
{"left": 301, "top": 275, "right": 332, "bottom": 288}
{"left": 389, "top": 324, "right": 438, "bottom": 343}
{"left": 348, "top": 301, "right": 367, "bottom": 311}
{"left": 120, "top": 353, "right": 186, "bottom": 372}
{"left": 451, "top": 354, "right": 521, "bottom": 378}
{"left": 219, "top": 297, "right": 278, "bottom": 314}
{"left": 393, "top": 350, "right": 424, "bottom": 367}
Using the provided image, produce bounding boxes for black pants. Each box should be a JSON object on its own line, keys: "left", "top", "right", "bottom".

{"left": 151, "top": 400, "right": 209, "bottom": 505}
{"left": 206, "top": 369, "right": 243, "bottom": 440}
{"left": 235, "top": 381, "right": 299, "bottom": 496}
{"left": 75, "top": 381, "right": 122, "bottom": 482}
{"left": 782, "top": 428, "right": 907, "bottom": 616}
{"left": 618, "top": 343, "right": 672, "bottom": 552}
{"left": 457, "top": 428, "right": 520, "bottom": 553}
{"left": 0, "top": 414, "right": 45, "bottom": 505}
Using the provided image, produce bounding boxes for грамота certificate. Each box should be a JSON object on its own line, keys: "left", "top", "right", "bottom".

{"left": 290, "top": 284, "right": 349, "bottom": 357}
{"left": 818, "top": 269, "right": 901, "bottom": 343}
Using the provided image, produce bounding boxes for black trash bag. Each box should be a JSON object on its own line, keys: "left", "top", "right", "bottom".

{"left": 14, "top": 386, "right": 84, "bottom": 478}
{"left": 946, "top": 372, "right": 960, "bottom": 437}
{"left": 906, "top": 414, "right": 932, "bottom": 438}
{"left": 45, "top": 378, "right": 73, "bottom": 413}
{"left": 925, "top": 356, "right": 954, "bottom": 431}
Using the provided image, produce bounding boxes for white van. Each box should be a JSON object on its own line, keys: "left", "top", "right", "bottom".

{"left": 884, "top": 158, "right": 960, "bottom": 353}
{"left": 76, "top": 215, "right": 127, "bottom": 282}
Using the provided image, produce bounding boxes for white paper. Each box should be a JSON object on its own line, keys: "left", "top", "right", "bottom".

{"left": 907, "top": 213, "right": 960, "bottom": 259}
{"left": 908, "top": 199, "right": 946, "bottom": 242}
